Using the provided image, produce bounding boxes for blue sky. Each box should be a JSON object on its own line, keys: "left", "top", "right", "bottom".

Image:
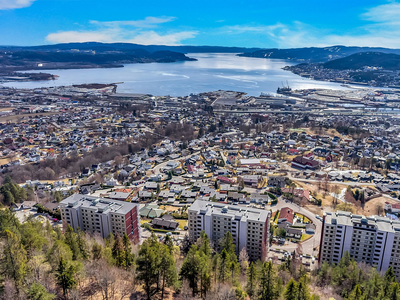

{"left": 1, "top": 0, "right": 400, "bottom": 48}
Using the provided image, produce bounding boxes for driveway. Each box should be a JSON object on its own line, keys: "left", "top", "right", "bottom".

{"left": 269, "top": 199, "right": 322, "bottom": 256}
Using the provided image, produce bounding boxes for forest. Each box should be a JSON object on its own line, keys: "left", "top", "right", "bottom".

{"left": 0, "top": 208, "right": 399, "bottom": 300}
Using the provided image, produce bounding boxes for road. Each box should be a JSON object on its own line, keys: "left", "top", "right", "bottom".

{"left": 288, "top": 177, "right": 376, "bottom": 187}
{"left": 269, "top": 199, "right": 322, "bottom": 256}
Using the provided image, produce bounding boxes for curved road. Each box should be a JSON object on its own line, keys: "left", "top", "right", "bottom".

{"left": 269, "top": 199, "right": 322, "bottom": 256}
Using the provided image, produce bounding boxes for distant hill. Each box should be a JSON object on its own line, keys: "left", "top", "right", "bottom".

{"left": 0, "top": 42, "right": 262, "bottom": 71}
{"left": 0, "top": 45, "right": 200, "bottom": 71}
{"left": 322, "top": 52, "right": 400, "bottom": 70}
{"left": 238, "top": 46, "right": 400, "bottom": 63}
{"left": 1, "top": 42, "right": 260, "bottom": 54}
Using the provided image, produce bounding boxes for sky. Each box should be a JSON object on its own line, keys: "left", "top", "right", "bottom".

{"left": 1, "top": 0, "right": 400, "bottom": 48}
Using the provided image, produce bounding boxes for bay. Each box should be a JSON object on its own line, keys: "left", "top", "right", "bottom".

{"left": 1, "top": 53, "right": 349, "bottom": 96}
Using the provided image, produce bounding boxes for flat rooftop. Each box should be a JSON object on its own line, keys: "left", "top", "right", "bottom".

{"left": 189, "top": 200, "right": 270, "bottom": 223}
{"left": 60, "top": 194, "right": 138, "bottom": 215}
{"left": 325, "top": 210, "right": 400, "bottom": 233}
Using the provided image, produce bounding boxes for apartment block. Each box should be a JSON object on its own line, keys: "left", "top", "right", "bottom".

{"left": 59, "top": 194, "right": 140, "bottom": 243}
{"left": 319, "top": 211, "right": 400, "bottom": 278}
{"left": 188, "top": 200, "right": 270, "bottom": 261}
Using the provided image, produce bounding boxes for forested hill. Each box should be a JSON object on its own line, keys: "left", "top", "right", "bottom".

{"left": 238, "top": 46, "right": 400, "bottom": 63}
{"left": 1, "top": 42, "right": 260, "bottom": 54}
{"left": 322, "top": 52, "right": 400, "bottom": 70}
{"left": 0, "top": 48, "right": 196, "bottom": 71}
{"left": 0, "top": 202, "right": 399, "bottom": 299}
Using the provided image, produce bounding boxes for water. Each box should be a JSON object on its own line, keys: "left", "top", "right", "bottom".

{"left": 1, "top": 53, "right": 350, "bottom": 96}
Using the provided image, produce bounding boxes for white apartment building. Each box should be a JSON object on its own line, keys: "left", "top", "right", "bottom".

{"left": 319, "top": 211, "right": 400, "bottom": 278}
{"left": 59, "top": 194, "right": 140, "bottom": 243}
{"left": 188, "top": 200, "right": 270, "bottom": 261}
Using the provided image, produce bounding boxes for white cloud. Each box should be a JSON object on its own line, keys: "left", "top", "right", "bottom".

{"left": 221, "top": 2, "right": 400, "bottom": 48}
{"left": 361, "top": 2, "right": 400, "bottom": 24}
{"left": 128, "top": 31, "right": 197, "bottom": 45}
{"left": 90, "top": 16, "right": 177, "bottom": 28}
{"left": 0, "top": 0, "right": 36, "bottom": 10}
{"left": 46, "top": 30, "right": 116, "bottom": 44}
{"left": 45, "top": 17, "right": 197, "bottom": 45}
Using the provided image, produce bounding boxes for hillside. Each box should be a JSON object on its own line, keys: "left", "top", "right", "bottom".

{"left": 1, "top": 42, "right": 260, "bottom": 54}
{"left": 0, "top": 47, "right": 196, "bottom": 71}
{"left": 238, "top": 45, "right": 400, "bottom": 63}
{"left": 322, "top": 52, "right": 400, "bottom": 70}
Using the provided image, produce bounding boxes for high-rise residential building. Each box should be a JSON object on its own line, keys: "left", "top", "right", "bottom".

{"left": 59, "top": 194, "right": 140, "bottom": 243}
{"left": 319, "top": 211, "right": 400, "bottom": 278}
{"left": 188, "top": 200, "right": 270, "bottom": 261}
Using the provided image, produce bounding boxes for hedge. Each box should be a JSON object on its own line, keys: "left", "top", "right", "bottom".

{"left": 268, "top": 193, "right": 277, "bottom": 200}
{"left": 36, "top": 204, "right": 61, "bottom": 220}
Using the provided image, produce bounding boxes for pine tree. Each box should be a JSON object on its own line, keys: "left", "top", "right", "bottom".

{"left": 1, "top": 230, "right": 27, "bottom": 288}
{"left": 220, "top": 231, "right": 236, "bottom": 257}
{"left": 384, "top": 266, "right": 397, "bottom": 297}
{"left": 164, "top": 234, "right": 174, "bottom": 254}
{"left": 136, "top": 239, "right": 160, "bottom": 300}
{"left": 259, "top": 261, "right": 277, "bottom": 300}
{"left": 112, "top": 234, "right": 126, "bottom": 268}
{"left": 180, "top": 245, "right": 200, "bottom": 296}
{"left": 284, "top": 278, "right": 297, "bottom": 300}
{"left": 246, "top": 262, "right": 257, "bottom": 299}
{"left": 297, "top": 276, "right": 311, "bottom": 300}
{"left": 348, "top": 284, "right": 362, "bottom": 300}
{"left": 199, "top": 253, "right": 211, "bottom": 299}
{"left": 390, "top": 282, "right": 400, "bottom": 300}
{"left": 76, "top": 227, "right": 89, "bottom": 260}
{"left": 122, "top": 233, "right": 134, "bottom": 269}
{"left": 55, "top": 256, "right": 76, "bottom": 297}
{"left": 27, "top": 282, "right": 55, "bottom": 300}
{"left": 91, "top": 241, "right": 102, "bottom": 260}
{"left": 64, "top": 225, "right": 80, "bottom": 260}
{"left": 218, "top": 249, "right": 230, "bottom": 283}
{"left": 159, "top": 244, "right": 178, "bottom": 300}
{"left": 198, "top": 231, "right": 212, "bottom": 257}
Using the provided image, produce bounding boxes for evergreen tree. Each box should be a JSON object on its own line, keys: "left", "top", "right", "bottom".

{"left": 159, "top": 244, "right": 178, "bottom": 299}
{"left": 284, "top": 278, "right": 297, "bottom": 300}
{"left": 198, "top": 252, "right": 211, "bottom": 299}
{"left": 91, "top": 241, "right": 102, "bottom": 260}
{"left": 297, "top": 276, "right": 311, "bottom": 300}
{"left": 220, "top": 231, "right": 236, "bottom": 257}
{"left": 136, "top": 239, "right": 160, "bottom": 300}
{"left": 76, "top": 227, "right": 89, "bottom": 260}
{"left": 218, "top": 249, "right": 229, "bottom": 283}
{"left": 246, "top": 262, "right": 257, "bottom": 299}
{"left": 27, "top": 283, "right": 55, "bottom": 300}
{"left": 112, "top": 234, "right": 126, "bottom": 268}
{"left": 164, "top": 234, "right": 174, "bottom": 254}
{"left": 348, "top": 284, "right": 362, "bottom": 300}
{"left": 64, "top": 225, "right": 80, "bottom": 260}
{"left": 198, "top": 231, "right": 212, "bottom": 257}
{"left": 180, "top": 245, "right": 200, "bottom": 296}
{"left": 1, "top": 230, "right": 27, "bottom": 288}
{"left": 390, "top": 282, "right": 400, "bottom": 300}
{"left": 55, "top": 256, "right": 76, "bottom": 297}
{"left": 259, "top": 261, "right": 277, "bottom": 300}
{"left": 122, "top": 233, "right": 134, "bottom": 269}
{"left": 384, "top": 266, "right": 397, "bottom": 297}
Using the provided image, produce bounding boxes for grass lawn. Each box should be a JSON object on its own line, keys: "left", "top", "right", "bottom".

{"left": 295, "top": 213, "right": 311, "bottom": 224}
{"left": 140, "top": 219, "right": 151, "bottom": 225}
{"left": 177, "top": 219, "right": 188, "bottom": 230}
{"left": 272, "top": 210, "right": 280, "bottom": 224}
{"left": 301, "top": 234, "right": 312, "bottom": 241}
